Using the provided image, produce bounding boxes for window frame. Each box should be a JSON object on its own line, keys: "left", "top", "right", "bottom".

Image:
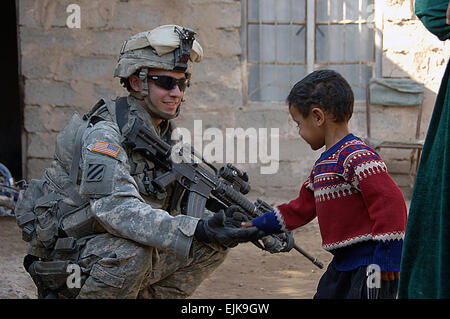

{"left": 241, "top": 0, "right": 382, "bottom": 104}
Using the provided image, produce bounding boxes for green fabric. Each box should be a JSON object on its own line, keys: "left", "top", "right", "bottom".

{"left": 398, "top": 0, "right": 450, "bottom": 299}
{"left": 369, "top": 78, "right": 424, "bottom": 106}
{"left": 414, "top": 0, "right": 450, "bottom": 41}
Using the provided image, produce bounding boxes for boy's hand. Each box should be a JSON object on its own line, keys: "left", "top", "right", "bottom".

{"left": 380, "top": 271, "right": 400, "bottom": 281}
{"left": 241, "top": 221, "right": 253, "bottom": 228}
{"left": 241, "top": 210, "right": 283, "bottom": 234}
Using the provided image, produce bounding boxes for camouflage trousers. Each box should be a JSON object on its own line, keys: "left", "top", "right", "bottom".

{"left": 76, "top": 233, "right": 227, "bottom": 298}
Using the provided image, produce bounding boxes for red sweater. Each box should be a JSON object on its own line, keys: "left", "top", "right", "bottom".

{"left": 275, "top": 134, "right": 407, "bottom": 252}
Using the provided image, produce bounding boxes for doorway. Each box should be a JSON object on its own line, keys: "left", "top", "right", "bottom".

{"left": 1, "top": 1, "right": 22, "bottom": 181}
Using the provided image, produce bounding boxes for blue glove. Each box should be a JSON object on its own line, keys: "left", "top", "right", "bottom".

{"left": 251, "top": 210, "right": 283, "bottom": 234}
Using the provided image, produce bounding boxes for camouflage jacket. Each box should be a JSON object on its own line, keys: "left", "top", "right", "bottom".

{"left": 43, "top": 96, "right": 199, "bottom": 260}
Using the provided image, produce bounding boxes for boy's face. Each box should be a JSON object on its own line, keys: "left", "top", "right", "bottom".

{"left": 289, "top": 104, "right": 325, "bottom": 151}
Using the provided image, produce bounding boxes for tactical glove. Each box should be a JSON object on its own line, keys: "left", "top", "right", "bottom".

{"left": 229, "top": 206, "right": 295, "bottom": 253}
{"left": 195, "top": 210, "right": 265, "bottom": 248}
{"left": 261, "top": 232, "right": 295, "bottom": 253}
{"left": 223, "top": 205, "right": 250, "bottom": 228}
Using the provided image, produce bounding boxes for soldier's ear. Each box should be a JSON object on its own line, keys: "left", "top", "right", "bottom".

{"left": 129, "top": 74, "right": 143, "bottom": 92}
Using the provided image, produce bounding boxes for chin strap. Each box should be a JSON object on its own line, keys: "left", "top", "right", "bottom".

{"left": 138, "top": 68, "right": 149, "bottom": 97}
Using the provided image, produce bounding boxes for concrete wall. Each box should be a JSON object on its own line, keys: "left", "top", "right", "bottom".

{"left": 17, "top": 0, "right": 449, "bottom": 200}
{"left": 370, "top": 0, "right": 449, "bottom": 197}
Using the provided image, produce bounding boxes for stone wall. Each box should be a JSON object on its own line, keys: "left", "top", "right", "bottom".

{"left": 17, "top": 0, "right": 449, "bottom": 199}
{"left": 371, "top": 0, "right": 449, "bottom": 196}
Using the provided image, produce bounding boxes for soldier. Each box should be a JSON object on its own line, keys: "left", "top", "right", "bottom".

{"left": 15, "top": 25, "right": 264, "bottom": 299}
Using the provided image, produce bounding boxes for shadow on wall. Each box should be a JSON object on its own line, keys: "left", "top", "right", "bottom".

{"left": 15, "top": 1, "right": 449, "bottom": 204}
{"left": 363, "top": 49, "right": 448, "bottom": 199}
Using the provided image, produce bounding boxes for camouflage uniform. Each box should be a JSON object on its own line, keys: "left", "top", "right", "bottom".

{"left": 71, "top": 95, "right": 226, "bottom": 298}
{"left": 16, "top": 25, "right": 229, "bottom": 299}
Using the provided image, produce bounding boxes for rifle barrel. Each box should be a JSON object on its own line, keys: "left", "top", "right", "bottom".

{"left": 126, "top": 119, "right": 326, "bottom": 270}
{"left": 293, "top": 244, "right": 324, "bottom": 269}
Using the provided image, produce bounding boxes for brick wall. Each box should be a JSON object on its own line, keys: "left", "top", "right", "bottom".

{"left": 17, "top": 0, "right": 449, "bottom": 200}
{"left": 371, "top": 0, "right": 449, "bottom": 196}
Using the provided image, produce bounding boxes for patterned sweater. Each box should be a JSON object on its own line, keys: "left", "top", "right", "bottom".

{"left": 253, "top": 134, "right": 408, "bottom": 271}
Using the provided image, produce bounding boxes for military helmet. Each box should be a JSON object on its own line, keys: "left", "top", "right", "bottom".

{"left": 114, "top": 24, "right": 203, "bottom": 80}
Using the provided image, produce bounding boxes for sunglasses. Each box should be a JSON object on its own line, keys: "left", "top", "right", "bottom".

{"left": 148, "top": 75, "right": 189, "bottom": 92}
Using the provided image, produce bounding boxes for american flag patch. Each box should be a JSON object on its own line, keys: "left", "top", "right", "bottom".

{"left": 91, "top": 141, "right": 121, "bottom": 158}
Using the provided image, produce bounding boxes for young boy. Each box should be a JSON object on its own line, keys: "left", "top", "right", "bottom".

{"left": 242, "top": 69, "right": 407, "bottom": 299}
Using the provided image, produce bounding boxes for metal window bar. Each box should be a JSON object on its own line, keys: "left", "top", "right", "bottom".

{"left": 247, "top": 21, "right": 306, "bottom": 66}
{"left": 289, "top": 0, "right": 293, "bottom": 86}
{"left": 245, "top": 0, "right": 375, "bottom": 102}
{"left": 307, "top": 0, "right": 314, "bottom": 74}
{"left": 241, "top": 0, "right": 248, "bottom": 105}
{"left": 247, "top": 0, "right": 307, "bottom": 101}
{"left": 314, "top": 0, "right": 376, "bottom": 100}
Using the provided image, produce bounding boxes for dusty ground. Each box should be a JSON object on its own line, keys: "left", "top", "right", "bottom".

{"left": 0, "top": 216, "right": 37, "bottom": 299}
{"left": 190, "top": 220, "right": 332, "bottom": 299}
{"left": 0, "top": 208, "right": 331, "bottom": 300}
{"left": 0, "top": 191, "right": 411, "bottom": 299}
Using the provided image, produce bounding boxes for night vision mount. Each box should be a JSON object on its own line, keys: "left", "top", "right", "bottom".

{"left": 173, "top": 26, "right": 196, "bottom": 72}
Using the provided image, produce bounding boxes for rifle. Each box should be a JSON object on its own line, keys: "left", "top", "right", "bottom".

{"left": 122, "top": 116, "right": 324, "bottom": 269}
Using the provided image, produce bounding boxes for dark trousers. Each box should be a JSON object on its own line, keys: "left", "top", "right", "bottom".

{"left": 313, "top": 262, "right": 399, "bottom": 299}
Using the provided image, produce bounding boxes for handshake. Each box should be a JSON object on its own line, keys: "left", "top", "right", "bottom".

{"left": 194, "top": 205, "right": 295, "bottom": 253}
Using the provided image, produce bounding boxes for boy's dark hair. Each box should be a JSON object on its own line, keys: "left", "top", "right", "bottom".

{"left": 286, "top": 69, "right": 354, "bottom": 122}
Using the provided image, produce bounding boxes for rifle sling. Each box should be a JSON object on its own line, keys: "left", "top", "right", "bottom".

{"left": 115, "top": 97, "right": 129, "bottom": 134}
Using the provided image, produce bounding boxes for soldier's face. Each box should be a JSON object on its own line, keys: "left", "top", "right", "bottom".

{"left": 147, "top": 69, "right": 186, "bottom": 116}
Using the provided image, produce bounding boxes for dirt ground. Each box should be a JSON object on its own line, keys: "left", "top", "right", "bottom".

{"left": 0, "top": 191, "right": 412, "bottom": 299}
{"left": 0, "top": 208, "right": 331, "bottom": 300}
{"left": 190, "top": 220, "right": 332, "bottom": 299}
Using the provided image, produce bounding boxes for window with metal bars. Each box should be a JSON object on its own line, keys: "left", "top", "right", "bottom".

{"left": 243, "top": 0, "right": 376, "bottom": 102}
